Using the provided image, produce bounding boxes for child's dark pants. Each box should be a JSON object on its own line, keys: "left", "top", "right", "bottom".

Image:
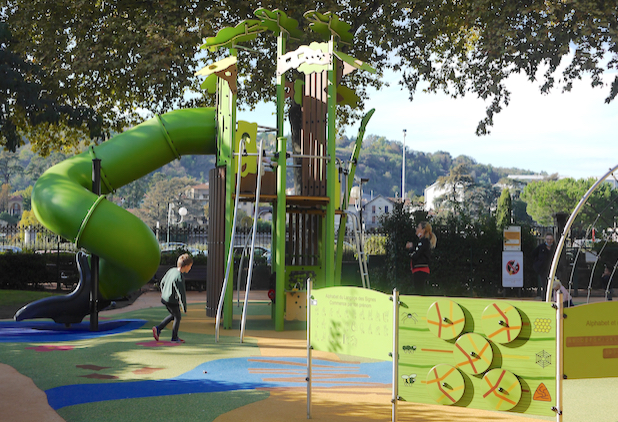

{"left": 157, "top": 299, "right": 182, "bottom": 341}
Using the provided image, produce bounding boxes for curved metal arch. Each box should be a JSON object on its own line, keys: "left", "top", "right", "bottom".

{"left": 545, "top": 164, "right": 618, "bottom": 302}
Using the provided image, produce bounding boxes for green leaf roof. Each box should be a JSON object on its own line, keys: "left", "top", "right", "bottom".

{"left": 303, "top": 10, "right": 353, "bottom": 44}
{"left": 334, "top": 50, "right": 376, "bottom": 74}
{"left": 200, "top": 20, "right": 266, "bottom": 52}
{"left": 254, "top": 8, "right": 303, "bottom": 39}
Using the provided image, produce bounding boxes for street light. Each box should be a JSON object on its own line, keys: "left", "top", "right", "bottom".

{"left": 167, "top": 203, "right": 188, "bottom": 244}
{"left": 402, "top": 129, "right": 407, "bottom": 201}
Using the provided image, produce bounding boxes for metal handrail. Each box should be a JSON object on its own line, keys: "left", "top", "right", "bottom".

{"left": 215, "top": 139, "right": 246, "bottom": 343}
{"left": 240, "top": 139, "right": 265, "bottom": 343}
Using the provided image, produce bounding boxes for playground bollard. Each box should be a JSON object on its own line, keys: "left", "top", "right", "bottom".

{"left": 306, "top": 278, "right": 313, "bottom": 419}
{"left": 391, "top": 288, "right": 400, "bottom": 422}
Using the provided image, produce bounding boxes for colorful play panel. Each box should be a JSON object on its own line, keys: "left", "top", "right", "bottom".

{"left": 310, "top": 286, "right": 559, "bottom": 418}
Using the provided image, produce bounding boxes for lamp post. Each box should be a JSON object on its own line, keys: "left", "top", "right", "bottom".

{"left": 166, "top": 203, "right": 188, "bottom": 244}
{"left": 402, "top": 129, "right": 407, "bottom": 201}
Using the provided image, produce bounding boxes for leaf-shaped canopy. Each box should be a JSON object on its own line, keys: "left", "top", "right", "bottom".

{"left": 254, "top": 8, "right": 303, "bottom": 40}
{"left": 303, "top": 10, "right": 353, "bottom": 44}
{"left": 334, "top": 50, "right": 376, "bottom": 74}
{"left": 200, "top": 20, "right": 266, "bottom": 52}
{"left": 337, "top": 85, "right": 360, "bottom": 108}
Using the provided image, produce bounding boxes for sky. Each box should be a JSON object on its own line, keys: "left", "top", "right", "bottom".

{"left": 238, "top": 68, "right": 618, "bottom": 181}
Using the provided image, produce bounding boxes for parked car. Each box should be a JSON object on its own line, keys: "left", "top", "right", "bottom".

{"left": 160, "top": 243, "right": 206, "bottom": 256}
{"left": 0, "top": 245, "right": 22, "bottom": 253}
{"left": 234, "top": 246, "right": 271, "bottom": 265}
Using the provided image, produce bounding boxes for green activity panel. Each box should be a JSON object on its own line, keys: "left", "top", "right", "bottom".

{"left": 426, "top": 300, "right": 466, "bottom": 340}
{"left": 481, "top": 302, "right": 522, "bottom": 343}
{"left": 481, "top": 369, "right": 522, "bottom": 411}
{"left": 454, "top": 333, "right": 493, "bottom": 375}
{"left": 425, "top": 364, "right": 466, "bottom": 405}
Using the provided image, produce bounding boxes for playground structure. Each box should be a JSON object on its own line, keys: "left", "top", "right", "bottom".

{"left": 15, "top": 9, "right": 376, "bottom": 334}
{"left": 10, "top": 5, "right": 618, "bottom": 420}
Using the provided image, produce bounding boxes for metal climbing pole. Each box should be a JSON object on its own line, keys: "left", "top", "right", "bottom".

{"left": 240, "top": 140, "right": 265, "bottom": 343}
{"left": 215, "top": 139, "right": 246, "bottom": 343}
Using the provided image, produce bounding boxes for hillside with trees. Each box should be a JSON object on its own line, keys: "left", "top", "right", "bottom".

{"left": 0, "top": 133, "right": 539, "bottom": 227}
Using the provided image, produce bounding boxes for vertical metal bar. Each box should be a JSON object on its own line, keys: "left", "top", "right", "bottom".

{"left": 391, "top": 288, "right": 399, "bottom": 422}
{"left": 275, "top": 134, "right": 287, "bottom": 331}
{"left": 556, "top": 292, "right": 564, "bottom": 422}
{"left": 241, "top": 140, "right": 264, "bottom": 342}
{"left": 324, "top": 39, "right": 337, "bottom": 286}
{"left": 215, "top": 139, "right": 245, "bottom": 342}
{"left": 90, "top": 158, "right": 101, "bottom": 332}
{"left": 306, "top": 278, "right": 313, "bottom": 419}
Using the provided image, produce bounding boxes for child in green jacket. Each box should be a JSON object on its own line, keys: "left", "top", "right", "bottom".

{"left": 152, "top": 253, "right": 192, "bottom": 343}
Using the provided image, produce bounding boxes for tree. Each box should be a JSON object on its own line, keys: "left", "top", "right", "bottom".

{"left": 138, "top": 176, "right": 196, "bottom": 227}
{"left": 0, "top": 183, "right": 10, "bottom": 212}
{"left": 519, "top": 177, "right": 616, "bottom": 227}
{"left": 436, "top": 163, "right": 475, "bottom": 213}
{"left": 0, "top": 150, "right": 23, "bottom": 184}
{"left": 113, "top": 175, "right": 153, "bottom": 210}
{"left": 13, "top": 185, "right": 32, "bottom": 211}
{"left": 496, "top": 188, "right": 513, "bottom": 229}
{"left": 18, "top": 209, "right": 39, "bottom": 227}
{"left": 0, "top": 211, "right": 18, "bottom": 225}
{"left": 3, "top": 1, "right": 617, "bottom": 153}
{"left": 0, "top": 22, "right": 101, "bottom": 152}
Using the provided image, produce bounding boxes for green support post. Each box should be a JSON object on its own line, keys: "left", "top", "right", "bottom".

{"left": 324, "top": 37, "right": 338, "bottom": 286}
{"left": 223, "top": 48, "right": 238, "bottom": 329}
{"left": 275, "top": 136, "right": 287, "bottom": 331}
{"left": 275, "top": 34, "right": 287, "bottom": 331}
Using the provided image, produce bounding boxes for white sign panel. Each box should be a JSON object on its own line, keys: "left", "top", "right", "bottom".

{"left": 502, "top": 251, "right": 524, "bottom": 288}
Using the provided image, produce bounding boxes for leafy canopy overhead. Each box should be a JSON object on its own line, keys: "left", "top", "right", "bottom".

{"left": 1, "top": 1, "right": 617, "bottom": 153}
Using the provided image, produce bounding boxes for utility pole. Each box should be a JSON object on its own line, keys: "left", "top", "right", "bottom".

{"left": 402, "top": 129, "right": 407, "bottom": 200}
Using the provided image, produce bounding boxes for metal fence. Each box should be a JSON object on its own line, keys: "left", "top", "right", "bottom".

{"left": 0, "top": 225, "right": 77, "bottom": 253}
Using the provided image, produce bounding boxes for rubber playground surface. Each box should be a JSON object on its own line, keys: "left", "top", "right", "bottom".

{"left": 1, "top": 291, "right": 617, "bottom": 422}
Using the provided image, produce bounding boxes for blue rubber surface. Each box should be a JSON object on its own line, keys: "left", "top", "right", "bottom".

{"left": 0, "top": 320, "right": 147, "bottom": 343}
{"left": 46, "top": 357, "right": 392, "bottom": 409}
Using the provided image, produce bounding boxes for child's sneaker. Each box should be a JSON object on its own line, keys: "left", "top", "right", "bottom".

{"left": 171, "top": 338, "right": 185, "bottom": 343}
{"left": 152, "top": 327, "right": 160, "bottom": 341}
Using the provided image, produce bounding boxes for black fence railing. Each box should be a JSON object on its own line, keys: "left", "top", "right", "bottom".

{"left": 0, "top": 225, "right": 77, "bottom": 253}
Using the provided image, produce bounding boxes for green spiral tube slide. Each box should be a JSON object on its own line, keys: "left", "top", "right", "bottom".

{"left": 31, "top": 107, "right": 217, "bottom": 301}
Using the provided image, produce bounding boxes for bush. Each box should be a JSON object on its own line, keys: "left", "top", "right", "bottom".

{"left": 0, "top": 252, "right": 48, "bottom": 290}
{"left": 374, "top": 209, "right": 543, "bottom": 298}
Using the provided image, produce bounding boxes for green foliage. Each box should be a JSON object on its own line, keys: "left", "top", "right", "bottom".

{"left": 364, "top": 234, "right": 386, "bottom": 255}
{"left": 4, "top": 1, "right": 616, "bottom": 154}
{"left": 519, "top": 178, "right": 618, "bottom": 228}
{"left": 496, "top": 188, "right": 513, "bottom": 229}
{"left": 137, "top": 176, "right": 197, "bottom": 227}
{"left": 0, "top": 22, "right": 102, "bottom": 152}
{"left": 378, "top": 201, "right": 416, "bottom": 290}
{"left": 0, "top": 252, "right": 48, "bottom": 289}
{"left": 374, "top": 209, "right": 542, "bottom": 297}
{"left": 0, "top": 211, "right": 19, "bottom": 225}
{"left": 18, "top": 209, "right": 39, "bottom": 227}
